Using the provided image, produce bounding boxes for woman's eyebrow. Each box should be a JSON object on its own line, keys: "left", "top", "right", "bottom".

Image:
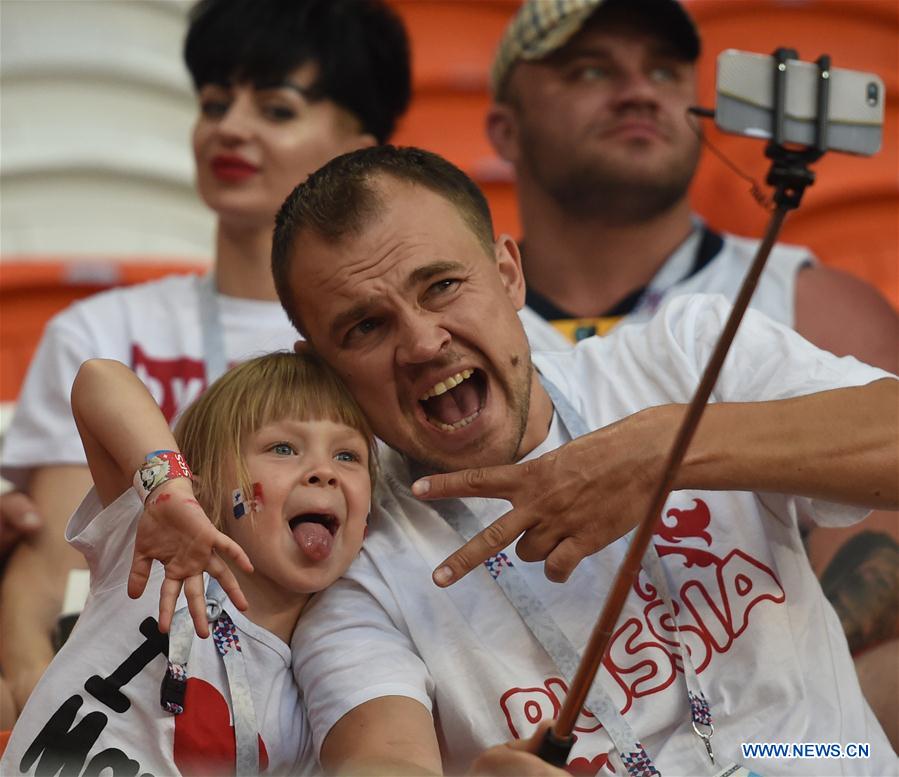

{"left": 255, "top": 80, "right": 313, "bottom": 99}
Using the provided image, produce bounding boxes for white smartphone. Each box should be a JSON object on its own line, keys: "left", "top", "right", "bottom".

{"left": 715, "top": 49, "right": 884, "bottom": 157}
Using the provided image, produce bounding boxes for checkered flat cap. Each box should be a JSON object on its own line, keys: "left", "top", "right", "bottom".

{"left": 492, "top": 0, "right": 700, "bottom": 98}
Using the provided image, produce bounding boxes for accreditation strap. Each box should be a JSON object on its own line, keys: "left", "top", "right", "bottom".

{"left": 433, "top": 494, "right": 658, "bottom": 775}
{"left": 398, "top": 375, "right": 719, "bottom": 775}
{"left": 196, "top": 273, "right": 228, "bottom": 384}
{"left": 161, "top": 578, "right": 261, "bottom": 775}
{"left": 540, "top": 375, "right": 717, "bottom": 766}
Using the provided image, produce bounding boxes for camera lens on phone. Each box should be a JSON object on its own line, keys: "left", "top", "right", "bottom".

{"left": 866, "top": 82, "right": 879, "bottom": 106}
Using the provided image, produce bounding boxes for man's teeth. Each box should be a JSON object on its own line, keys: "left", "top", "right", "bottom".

{"left": 420, "top": 369, "right": 473, "bottom": 400}
{"left": 433, "top": 409, "right": 479, "bottom": 432}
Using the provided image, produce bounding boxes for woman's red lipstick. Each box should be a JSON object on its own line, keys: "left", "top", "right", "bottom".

{"left": 211, "top": 154, "right": 259, "bottom": 182}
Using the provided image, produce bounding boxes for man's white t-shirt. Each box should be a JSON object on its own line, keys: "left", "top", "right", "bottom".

{"left": 520, "top": 227, "right": 813, "bottom": 352}
{"left": 1, "top": 488, "right": 315, "bottom": 776}
{"left": 292, "top": 295, "right": 897, "bottom": 776}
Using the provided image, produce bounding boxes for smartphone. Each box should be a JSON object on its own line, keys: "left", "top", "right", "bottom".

{"left": 715, "top": 49, "right": 884, "bottom": 157}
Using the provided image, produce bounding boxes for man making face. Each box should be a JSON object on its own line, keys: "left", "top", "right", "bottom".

{"left": 265, "top": 145, "right": 897, "bottom": 776}
{"left": 274, "top": 154, "right": 545, "bottom": 476}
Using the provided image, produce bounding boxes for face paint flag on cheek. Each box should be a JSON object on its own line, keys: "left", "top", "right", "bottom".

{"left": 231, "top": 483, "right": 263, "bottom": 520}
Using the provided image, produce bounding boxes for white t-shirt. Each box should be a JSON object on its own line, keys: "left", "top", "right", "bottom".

{"left": 1, "top": 273, "right": 297, "bottom": 488}
{"left": 0, "top": 272, "right": 549, "bottom": 489}
{"left": 292, "top": 295, "right": 897, "bottom": 776}
{"left": 520, "top": 227, "right": 813, "bottom": 352}
{"left": 1, "top": 488, "right": 315, "bottom": 777}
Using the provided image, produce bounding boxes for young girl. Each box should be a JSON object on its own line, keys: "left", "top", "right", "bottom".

{"left": 0, "top": 351, "right": 376, "bottom": 776}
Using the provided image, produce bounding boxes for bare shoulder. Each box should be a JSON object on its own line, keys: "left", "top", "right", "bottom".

{"left": 794, "top": 264, "right": 899, "bottom": 373}
{"left": 321, "top": 696, "right": 442, "bottom": 776}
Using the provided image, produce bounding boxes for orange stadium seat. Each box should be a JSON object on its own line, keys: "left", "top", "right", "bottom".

{"left": 389, "top": 0, "right": 897, "bottom": 308}
{"left": 2, "top": 1, "right": 894, "bottom": 408}
{"left": 390, "top": 0, "right": 521, "bottom": 236}
{"left": 0, "top": 260, "right": 206, "bottom": 403}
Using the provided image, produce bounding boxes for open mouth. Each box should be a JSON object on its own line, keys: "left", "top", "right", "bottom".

{"left": 289, "top": 513, "right": 339, "bottom": 562}
{"left": 288, "top": 513, "right": 339, "bottom": 535}
{"left": 418, "top": 368, "right": 486, "bottom": 432}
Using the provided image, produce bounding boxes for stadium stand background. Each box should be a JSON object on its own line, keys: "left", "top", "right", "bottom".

{"left": 1, "top": 0, "right": 897, "bottom": 423}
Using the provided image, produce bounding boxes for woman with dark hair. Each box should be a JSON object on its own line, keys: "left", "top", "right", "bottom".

{"left": 0, "top": 0, "right": 410, "bottom": 717}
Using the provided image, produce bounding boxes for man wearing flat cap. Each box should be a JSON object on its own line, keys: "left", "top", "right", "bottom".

{"left": 487, "top": 0, "right": 899, "bottom": 746}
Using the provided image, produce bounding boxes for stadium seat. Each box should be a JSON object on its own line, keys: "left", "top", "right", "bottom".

{"left": 388, "top": 0, "right": 897, "bottom": 308}
{"left": 0, "top": 260, "right": 206, "bottom": 403}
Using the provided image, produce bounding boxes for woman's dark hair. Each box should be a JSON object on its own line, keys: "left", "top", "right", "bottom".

{"left": 184, "top": 0, "right": 411, "bottom": 143}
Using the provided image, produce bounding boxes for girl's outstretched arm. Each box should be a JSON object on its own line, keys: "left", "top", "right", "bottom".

{"left": 71, "top": 359, "right": 252, "bottom": 636}
{"left": 72, "top": 358, "right": 179, "bottom": 506}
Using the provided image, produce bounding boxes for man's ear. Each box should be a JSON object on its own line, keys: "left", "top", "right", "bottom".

{"left": 486, "top": 102, "right": 520, "bottom": 164}
{"left": 494, "top": 234, "right": 526, "bottom": 310}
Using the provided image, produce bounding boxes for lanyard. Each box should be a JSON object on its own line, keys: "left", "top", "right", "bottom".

{"left": 400, "top": 376, "right": 716, "bottom": 776}
{"left": 540, "top": 375, "right": 716, "bottom": 764}
{"left": 196, "top": 273, "right": 228, "bottom": 384}
{"left": 524, "top": 220, "right": 724, "bottom": 338}
{"left": 162, "top": 578, "right": 260, "bottom": 775}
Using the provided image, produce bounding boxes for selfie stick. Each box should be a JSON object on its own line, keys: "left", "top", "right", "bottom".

{"left": 537, "top": 47, "right": 832, "bottom": 765}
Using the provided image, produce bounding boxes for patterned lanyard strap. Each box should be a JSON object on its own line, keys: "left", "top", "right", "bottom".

{"left": 161, "top": 579, "right": 260, "bottom": 776}
{"left": 398, "top": 375, "right": 716, "bottom": 777}
{"left": 540, "top": 375, "right": 716, "bottom": 764}
{"left": 196, "top": 273, "right": 228, "bottom": 385}
{"left": 397, "top": 490, "right": 659, "bottom": 777}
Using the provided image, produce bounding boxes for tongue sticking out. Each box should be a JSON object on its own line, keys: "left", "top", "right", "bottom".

{"left": 422, "top": 378, "right": 481, "bottom": 426}
{"left": 291, "top": 521, "right": 333, "bottom": 561}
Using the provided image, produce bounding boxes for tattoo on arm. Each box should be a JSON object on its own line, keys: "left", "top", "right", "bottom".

{"left": 819, "top": 532, "right": 899, "bottom": 653}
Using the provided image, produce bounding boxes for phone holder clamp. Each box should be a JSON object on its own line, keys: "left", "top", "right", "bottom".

{"left": 764, "top": 47, "right": 832, "bottom": 211}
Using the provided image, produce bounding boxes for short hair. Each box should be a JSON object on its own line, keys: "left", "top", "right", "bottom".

{"left": 174, "top": 351, "right": 377, "bottom": 529}
{"left": 271, "top": 145, "right": 496, "bottom": 335}
{"left": 183, "top": 0, "right": 411, "bottom": 143}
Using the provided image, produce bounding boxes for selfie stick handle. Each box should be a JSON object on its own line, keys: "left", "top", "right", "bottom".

{"left": 536, "top": 727, "right": 576, "bottom": 767}
{"left": 537, "top": 46, "right": 831, "bottom": 765}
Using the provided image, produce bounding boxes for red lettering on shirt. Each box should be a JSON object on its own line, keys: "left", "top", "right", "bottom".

{"left": 497, "top": 498, "right": 785, "bottom": 772}
{"left": 131, "top": 344, "right": 206, "bottom": 422}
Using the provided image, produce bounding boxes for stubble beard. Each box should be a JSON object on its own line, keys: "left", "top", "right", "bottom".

{"left": 523, "top": 132, "right": 700, "bottom": 224}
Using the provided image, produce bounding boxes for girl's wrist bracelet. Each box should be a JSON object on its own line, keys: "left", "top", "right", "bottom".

{"left": 133, "top": 450, "right": 194, "bottom": 504}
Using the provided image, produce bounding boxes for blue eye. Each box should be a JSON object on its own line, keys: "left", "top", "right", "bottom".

{"left": 335, "top": 451, "right": 360, "bottom": 463}
{"left": 271, "top": 442, "right": 296, "bottom": 456}
{"left": 649, "top": 62, "right": 684, "bottom": 84}
{"left": 578, "top": 65, "right": 610, "bottom": 82}
{"left": 650, "top": 65, "right": 678, "bottom": 83}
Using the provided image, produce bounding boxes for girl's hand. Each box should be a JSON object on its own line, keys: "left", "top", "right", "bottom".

{"left": 128, "top": 478, "right": 253, "bottom": 637}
